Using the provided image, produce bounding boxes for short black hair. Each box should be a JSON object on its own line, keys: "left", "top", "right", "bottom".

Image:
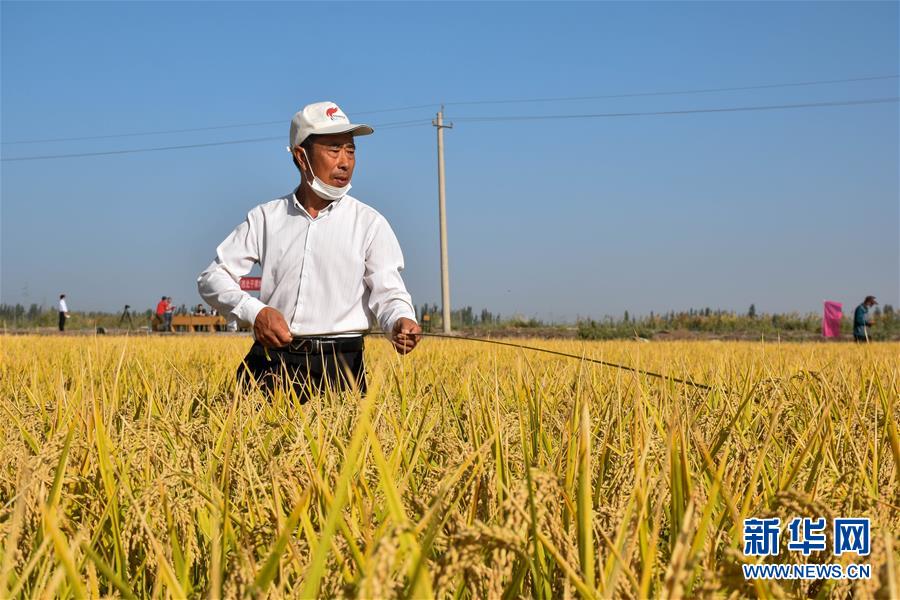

{"left": 60, "top": 294, "right": 65, "bottom": 299}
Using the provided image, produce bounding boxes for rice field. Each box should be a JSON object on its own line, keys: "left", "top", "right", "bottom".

{"left": 1, "top": 335, "right": 898, "bottom": 598}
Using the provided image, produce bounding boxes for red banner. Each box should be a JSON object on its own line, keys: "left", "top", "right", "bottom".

{"left": 822, "top": 300, "right": 842, "bottom": 338}
{"left": 240, "top": 277, "right": 261, "bottom": 291}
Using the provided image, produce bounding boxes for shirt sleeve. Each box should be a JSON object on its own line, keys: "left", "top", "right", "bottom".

{"left": 197, "top": 210, "right": 268, "bottom": 327}
{"left": 364, "top": 216, "right": 417, "bottom": 337}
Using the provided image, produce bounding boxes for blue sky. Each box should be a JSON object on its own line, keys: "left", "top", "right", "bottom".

{"left": 2, "top": 1, "right": 898, "bottom": 321}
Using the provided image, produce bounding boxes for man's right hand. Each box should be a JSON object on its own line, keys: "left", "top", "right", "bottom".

{"left": 254, "top": 307, "right": 293, "bottom": 348}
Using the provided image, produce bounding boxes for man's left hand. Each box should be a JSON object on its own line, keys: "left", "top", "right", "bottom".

{"left": 391, "top": 317, "right": 422, "bottom": 355}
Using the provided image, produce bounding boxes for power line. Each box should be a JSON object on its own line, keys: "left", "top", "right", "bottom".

{"left": 2, "top": 136, "right": 282, "bottom": 161}
{"left": 3, "top": 74, "right": 895, "bottom": 145}
{"left": 1, "top": 120, "right": 433, "bottom": 162}
{"left": 1, "top": 105, "right": 440, "bottom": 146}
{"left": 443, "top": 74, "right": 899, "bottom": 107}
{"left": 354, "top": 103, "right": 443, "bottom": 116}
{"left": 3, "top": 97, "right": 896, "bottom": 162}
{"left": 3, "top": 121, "right": 286, "bottom": 145}
{"left": 451, "top": 97, "right": 899, "bottom": 123}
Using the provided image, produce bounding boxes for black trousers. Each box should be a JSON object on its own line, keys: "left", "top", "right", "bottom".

{"left": 236, "top": 341, "right": 366, "bottom": 402}
{"left": 58, "top": 312, "right": 66, "bottom": 332}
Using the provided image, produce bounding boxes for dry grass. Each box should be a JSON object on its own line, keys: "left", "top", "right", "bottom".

{"left": 1, "top": 335, "right": 898, "bottom": 598}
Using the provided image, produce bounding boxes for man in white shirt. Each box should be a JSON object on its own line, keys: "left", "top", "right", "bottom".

{"left": 58, "top": 294, "right": 69, "bottom": 332}
{"left": 198, "top": 101, "right": 422, "bottom": 400}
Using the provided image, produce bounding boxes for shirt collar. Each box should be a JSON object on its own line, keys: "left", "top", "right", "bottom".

{"left": 291, "top": 189, "right": 345, "bottom": 218}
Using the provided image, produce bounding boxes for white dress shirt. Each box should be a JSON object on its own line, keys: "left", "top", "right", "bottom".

{"left": 58, "top": 299, "right": 68, "bottom": 313}
{"left": 197, "top": 191, "right": 416, "bottom": 338}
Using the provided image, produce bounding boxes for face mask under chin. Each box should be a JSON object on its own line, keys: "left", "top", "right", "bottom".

{"left": 302, "top": 151, "right": 352, "bottom": 201}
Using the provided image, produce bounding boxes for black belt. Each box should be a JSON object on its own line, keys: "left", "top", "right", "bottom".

{"left": 252, "top": 336, "right": 364, "bottom": 357}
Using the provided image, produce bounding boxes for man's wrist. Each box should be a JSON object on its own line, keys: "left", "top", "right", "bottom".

{"left": 236, "top": 297, "right": 268, "bottom": 327}
{"left": 390, "top": 314, "right": 417, "bottom": 331}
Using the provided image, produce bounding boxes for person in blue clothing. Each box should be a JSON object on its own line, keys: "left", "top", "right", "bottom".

{"left": 853, "top": 296, "right": 877, "bottom": 342}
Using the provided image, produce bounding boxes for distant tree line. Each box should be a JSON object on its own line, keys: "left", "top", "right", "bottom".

{"left": 577, "top": 304, "right": 898, "bottom": 340}
{"left": 417, "top": 303, "right": 506, "bottom": 328}
{"left": 3, "top": 301, "right": 897, "bottom": 339}
{"left": 0, "top": 303, "right": 155, "bottom": 330}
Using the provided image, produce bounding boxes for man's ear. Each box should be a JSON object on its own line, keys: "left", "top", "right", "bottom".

{"left": 293, "top": 147, "right": 309, "bottom": 176}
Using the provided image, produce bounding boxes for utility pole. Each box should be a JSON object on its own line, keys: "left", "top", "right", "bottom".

{"left": 433, "top": 107, "right": 453, "bottom": 333}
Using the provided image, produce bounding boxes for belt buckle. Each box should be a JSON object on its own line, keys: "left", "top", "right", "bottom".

{"left": 288, "top": 338, "right": 318, "bottom": 354}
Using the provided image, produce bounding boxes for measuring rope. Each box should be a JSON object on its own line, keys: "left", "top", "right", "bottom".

{"left": 351, "top": 330, "right": 716, "bottom": 392}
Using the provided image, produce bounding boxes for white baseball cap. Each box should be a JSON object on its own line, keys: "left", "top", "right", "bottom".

{"left": 289, "top": 101, "right": 374, "bottom": 148}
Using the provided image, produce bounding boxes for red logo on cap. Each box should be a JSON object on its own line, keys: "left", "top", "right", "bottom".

{"left": 326, "top": 107, "right": 339, "bottom": 119}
